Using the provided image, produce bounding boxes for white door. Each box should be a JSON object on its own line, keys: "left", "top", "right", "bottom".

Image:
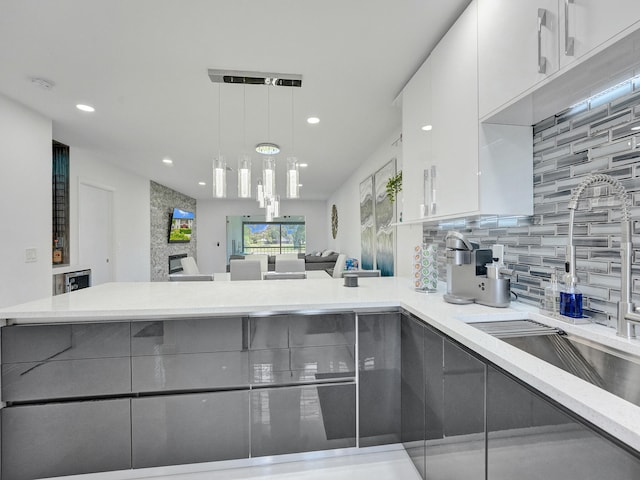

{"left": 79, "top": 183, "right": 113, "bottom": 286}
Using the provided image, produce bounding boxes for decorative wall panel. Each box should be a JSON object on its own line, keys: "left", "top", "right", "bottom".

{"left": 150, "top": 181, "right": 196, "bottom": 281}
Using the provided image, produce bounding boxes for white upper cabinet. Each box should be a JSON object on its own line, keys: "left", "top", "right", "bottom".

{"left": 479, "top": 0, "right": 640, "bottom": 120}
{"left": 430, "top": 2, "right": 480, "bottom": 218}
{"left": 401, "top": 0, "right": 533, "bottom": 223}
{"left": 478, "top": 0, "right": 559, "bottom": 120}
{"left": 401, "top": 58, "right": 432, "bottom": 221}
{"left": 559, "top": 0, "right": 640, "bottom": 68}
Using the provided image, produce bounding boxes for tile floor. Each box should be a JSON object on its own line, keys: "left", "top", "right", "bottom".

{"left": 46, "top": 447, "right": 421, "bottom": 480}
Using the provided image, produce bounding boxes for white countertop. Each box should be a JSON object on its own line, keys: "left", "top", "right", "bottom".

{"left": 2, "top": 276, "right": 640, "bottom": 452}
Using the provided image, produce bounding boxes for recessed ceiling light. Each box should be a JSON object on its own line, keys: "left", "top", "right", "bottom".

{"left": 298, "top": 183, "right": 303, "bottom": 187}
{"left": 162, "top": 158, "right": 173, "bottom": 165}
{"left": 198, "top": 181, "right": 207, "bottom": 186}
{"left": 632, "top": 126, "right": 640, "bottom": 131}
{"left": 76, "top": 104, "right": 95, "bottom": 112}
{"left": 307, "top": 117, "right": 320, "bottom": 124}
{"left": 298, "top": 163, "right": 308, "bottom": 168}
{"left": 421, "top": 125, "right": 433, "bottom": 131}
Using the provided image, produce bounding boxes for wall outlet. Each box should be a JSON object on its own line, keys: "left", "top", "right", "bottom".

{"left": 24, "top": 248, "right": 37, "bottom": 263}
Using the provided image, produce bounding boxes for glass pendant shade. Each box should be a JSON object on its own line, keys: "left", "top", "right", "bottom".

{"left": 262, "top": 156, "right": 276, "bottom": 198}
{"left": 257, "top": 180, "right": 265, "bottom": 207}
{"left": 212, "top": 155, "right": 227, "bottom": 198}
{"left": 286, "top": 157, "right": 300, "bottom": 199}
{"left": 237, "top": 155, "right": 252, "bottom": 198}
{"left": 265, "top": 196, "right": 274, "bottom": 222}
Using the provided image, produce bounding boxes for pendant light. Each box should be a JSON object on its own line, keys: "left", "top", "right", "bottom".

{"left": 286, "top": 158, "right": 299, "bottom": 199}
{"left": 257, "top": 179, "right": 265, "bottom": 208}
{"left": 213, "top": 156, "right": 227, "bottom": 198}
{"left": 258, "top": 86, "right": 277, "bottom": 213}
{"left": 237, "top": 86, "right": 252, "bottom": 198}
{"left": 286, "top": 88, "right": 300, "bottom": 199}
{"left": 263, "top": 156, "right": 276, "bottom": 198}
{"left": 212, "top": 84, "right": 227, "bottom": 198}
{"left": 265, "top": 195, "right": 274, "bottom": 222}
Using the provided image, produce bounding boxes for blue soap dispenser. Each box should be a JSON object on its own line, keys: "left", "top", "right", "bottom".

{"left": 560, "top": 266, "right": 583, "bottom": 318}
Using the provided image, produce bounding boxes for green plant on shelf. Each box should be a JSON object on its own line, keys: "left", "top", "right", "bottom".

{"left": 385, "top": 171, "right": 402, "bottom": 204}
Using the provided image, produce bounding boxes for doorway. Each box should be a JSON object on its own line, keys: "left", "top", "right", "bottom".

{"left": 79, "top": 182, "right": 114, "bottom": 286}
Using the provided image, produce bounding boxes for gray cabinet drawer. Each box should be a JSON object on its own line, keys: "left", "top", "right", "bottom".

{"left": 2, "top": 357, "right": 131, "bottom": 402}
{"left": 249, "top": 313, "right": 356, "bottom": 387}
{"left": 131, "top": 317, "right": 246, "bottom": 355}
{"left": 289, "top": 313, "right": 355, "bottom": 347}
{"left": 249, "top": 316, "right": 289, "bottom": 349}
{"left": 250, "top": 383, "right": 356, "bottom": 457}
{"left": 249, "top": 313, "right": 355, "bottom": 350}
{"left": 132, "top": 351, "right": 249, "bottom": 392}
{"left": 249, "top": 345, "right": 355, "bottom": 386}
{"left": 358, "top": 312, "right": 401, "bottom": 447}
{"left": 2, "top": 399, "right": 131, "bottom": 480}
{"left": 2, "top": 322, "right": 130, "bottom": 363}
{"left": 131, "top": 391, "right": 249, "bottom": 468}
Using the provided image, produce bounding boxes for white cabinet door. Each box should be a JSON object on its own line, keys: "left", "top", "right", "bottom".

{"left": 401, "top": 57, "right": 433, "bottom": 221}
{"left": 430, "top": 1, "right": 479, "bottom": 218}
{"left": 559, "top": 0, "right": 640, "bottom": 68}
{"left": 478, "top": 0, "right": 559, "bottom": 119}
{"left": 400, "top": 0, "right": 533, "bottom": 223}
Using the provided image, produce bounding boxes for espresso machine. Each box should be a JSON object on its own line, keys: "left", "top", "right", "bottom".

{"left": 443, "top": 231, "right": 511, "bottom": 308}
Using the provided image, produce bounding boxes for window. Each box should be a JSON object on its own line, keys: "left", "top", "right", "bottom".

{"left": 52, "top": 141, "right": 69, "bottom": 265}
{"left": 242, "top": 221, "right": 306, "bottom": 254}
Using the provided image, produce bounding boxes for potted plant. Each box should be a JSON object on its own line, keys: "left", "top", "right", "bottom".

{"left": 385, "top": 171, "right": 402, "bottom": 203}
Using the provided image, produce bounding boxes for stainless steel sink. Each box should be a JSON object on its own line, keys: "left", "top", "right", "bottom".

{"left": 471, "top": 319, "right": 640, "bottom": 408}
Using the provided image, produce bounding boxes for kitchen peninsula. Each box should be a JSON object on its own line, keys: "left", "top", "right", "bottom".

{"left": 1, "top": 277, "right": 640, "bottom": 479}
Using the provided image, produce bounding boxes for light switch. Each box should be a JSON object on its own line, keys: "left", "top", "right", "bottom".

{"left": 25, "top": 248, "right": 37, "bottom": 263}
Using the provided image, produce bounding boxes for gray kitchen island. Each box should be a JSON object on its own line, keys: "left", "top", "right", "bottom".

{"left": 1, "top": 277, "right": 640, "bottom": 479}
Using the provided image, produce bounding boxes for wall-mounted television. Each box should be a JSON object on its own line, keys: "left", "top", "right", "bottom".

{"left": 168, "top": 208, "right": 194, "bottom": 243}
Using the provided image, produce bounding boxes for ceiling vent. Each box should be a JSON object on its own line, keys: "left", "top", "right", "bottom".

{"left": 208, "top": 69, "right": 302, "bottom": 87}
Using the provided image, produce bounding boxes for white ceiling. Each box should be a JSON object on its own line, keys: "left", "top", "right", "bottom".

{"left": 0, "top": 0, "right": 471, "bottom": 200}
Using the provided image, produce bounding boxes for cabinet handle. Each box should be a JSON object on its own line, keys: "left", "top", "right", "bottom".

{"left": 537, "top": 8, "right": 547, "bottom": 74}
{"left": 564, "top": 0, "right": 575, "bottom": 56}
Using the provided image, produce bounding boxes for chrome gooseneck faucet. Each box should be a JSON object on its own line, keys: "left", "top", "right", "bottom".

{"left": 566, "top": 173, "right": 640, "bottom": 338}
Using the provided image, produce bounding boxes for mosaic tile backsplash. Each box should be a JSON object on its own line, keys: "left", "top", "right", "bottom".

{"left": 423, "top": 76, "right": 640, "bottom": 329}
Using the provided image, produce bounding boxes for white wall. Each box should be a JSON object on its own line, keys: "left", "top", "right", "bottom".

{"left": 0, "top": 94, "right": 53, "bottom": 307}
{"left": 197, "top": 198, "right": 327, "bottom": 273}
{"left": 70, "top": 147, "right": 151, "bottom": 281}
{"left": 325, "top": 128, "right": 422, "bottom": 277}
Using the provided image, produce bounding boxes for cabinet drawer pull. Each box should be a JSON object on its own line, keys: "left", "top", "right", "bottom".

{"left": 565, "top": 0, "right": 575, "bottom": 56}
{"left": 537, "top": 8, "right": 547, "bottom": 74}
